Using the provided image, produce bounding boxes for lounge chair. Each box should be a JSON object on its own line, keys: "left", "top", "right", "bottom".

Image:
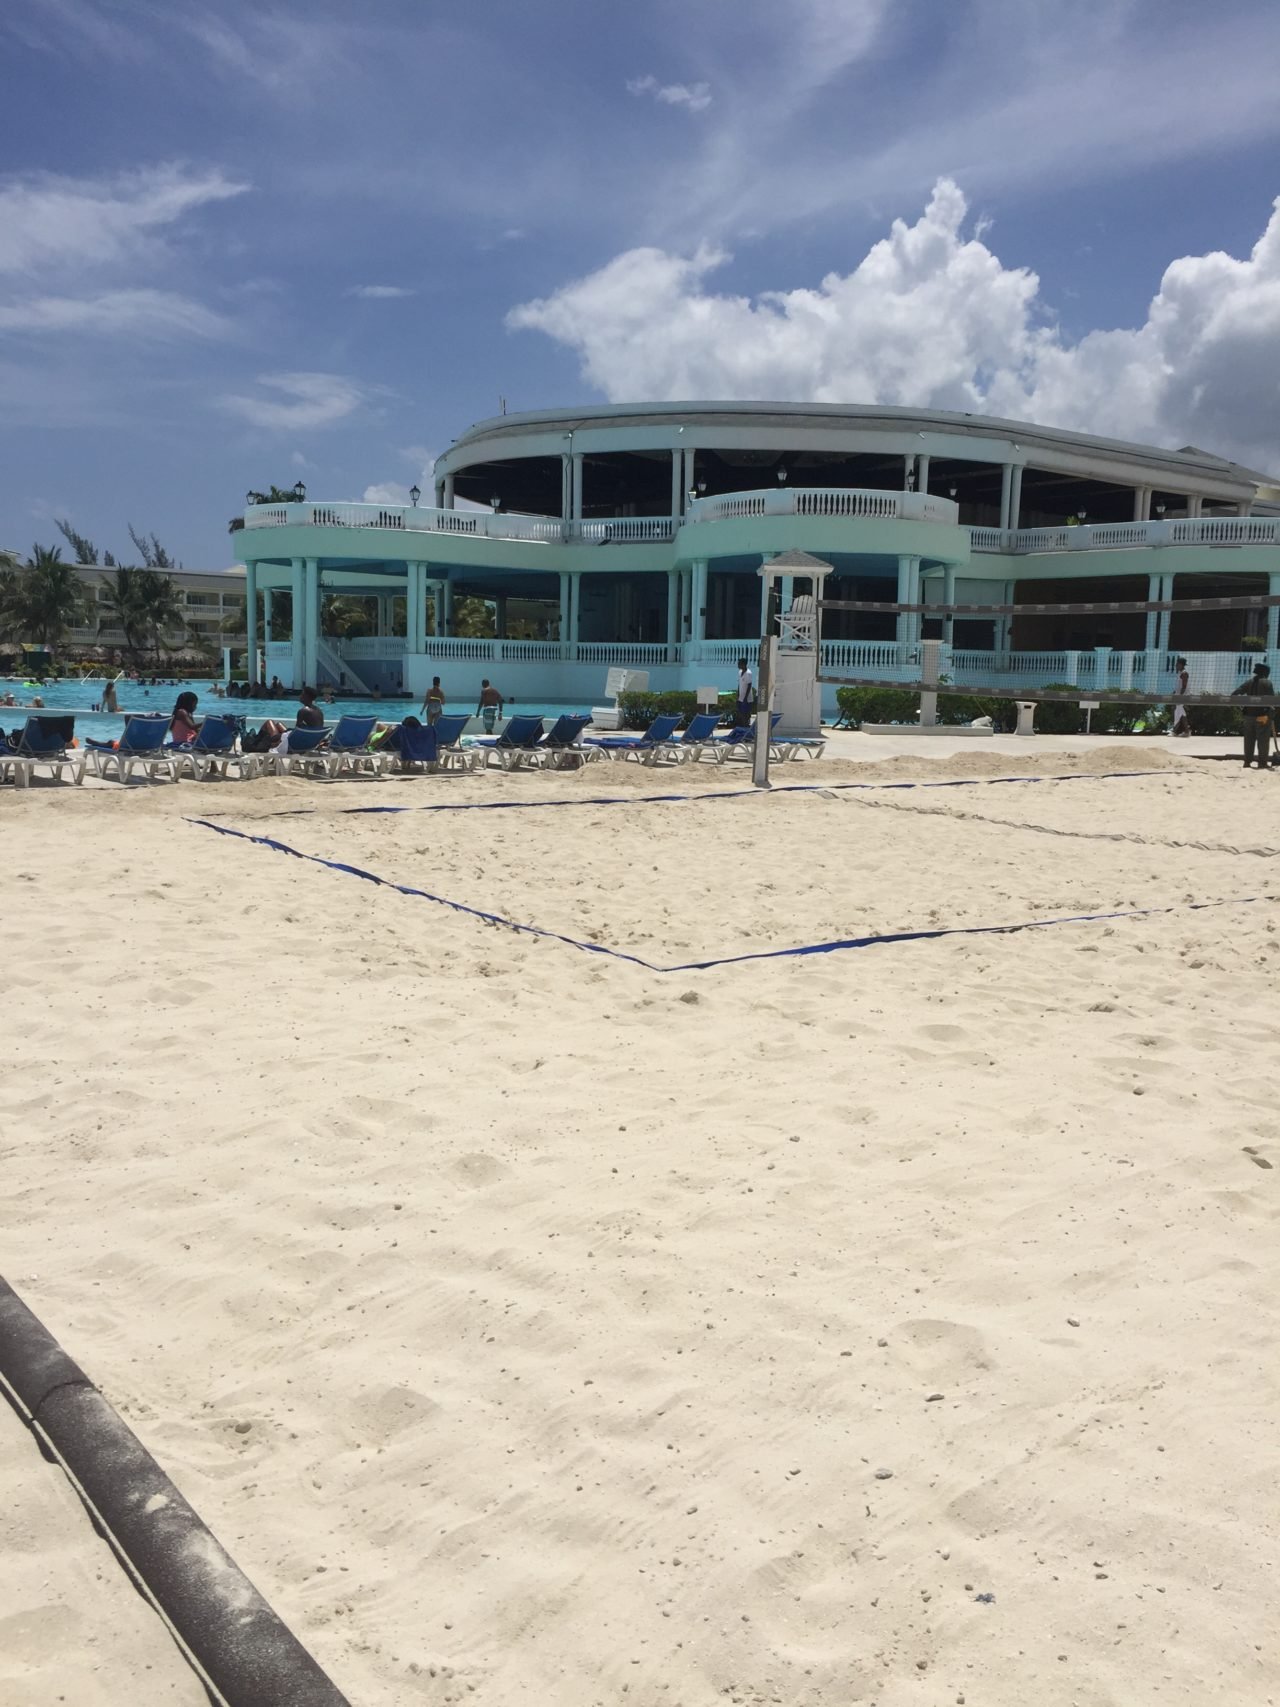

{"left": 87, "top": 715, "right": 175, "bottom": 783}
{"left": 769, "top": 730, "right": 828, "bottom": 762}
{"left": 385, "top": 721, "right": 440, "bottom": 773}
{"left": 532, "top": 713, "right": 593, "bottom": 769}
{"left": 310, "top": 715, "right": 381, "bottom": 779}
{"left": 475, "top": 713, "right": 546, "bottom": 770}
{"left": 259, "top": 724, "right": 331, "bottom": 776}
{"left": 172, "top": 715, "right": 259, "bottom": 781}
{"left": 703, "top": 714, "right": 782, "bottom": 764}
{"left": 431, "top": 714, "right": 479, "bottom": 772}
{"left": 668, "top": 711, "right": 723, "bottom": 763}
{"left": 584, "top": 712, "right": 682, "bottom": 763}
{"left": 0, "top": 744, "right": 36, "bottom": 788}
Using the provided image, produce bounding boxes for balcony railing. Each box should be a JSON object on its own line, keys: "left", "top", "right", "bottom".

{"left": 242, "top": 502, "right": 676, "bottom": 544}
{"left": 686, "top": 487, "right": 958, "bottom": 525}
{"left": 972, "top": 516, "right": 1279, "bottom": 553}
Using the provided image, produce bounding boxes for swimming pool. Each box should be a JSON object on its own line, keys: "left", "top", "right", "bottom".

{"left": 0, "top": 678, "right": 596, "bottom": 743}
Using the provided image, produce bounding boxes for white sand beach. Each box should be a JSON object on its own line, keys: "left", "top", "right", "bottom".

{"left": 2, "top": 744, "right": 1278, "bottom": 1705}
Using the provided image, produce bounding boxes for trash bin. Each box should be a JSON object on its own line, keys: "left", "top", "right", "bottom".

{"left": 1015, "top": 700, "right": 1037, "bottom": 737}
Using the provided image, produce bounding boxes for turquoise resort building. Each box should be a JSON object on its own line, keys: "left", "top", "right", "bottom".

{"left": 235, "top": 402, "right": 1280, "bottom": 710}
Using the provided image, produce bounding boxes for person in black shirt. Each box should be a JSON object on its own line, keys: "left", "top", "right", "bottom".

{"left": 1232, "top": 662, "right": 1275, "bottom": 769}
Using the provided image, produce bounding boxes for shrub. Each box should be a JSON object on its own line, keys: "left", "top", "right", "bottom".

{"left": 834, "top": 685, "right": 1015, "bottom": 730}
{"left": 1031, "top": 684, "right": 1086, "bottom": 735}
{"left": 618, "top": 689, "right": 731, "bottom": 730}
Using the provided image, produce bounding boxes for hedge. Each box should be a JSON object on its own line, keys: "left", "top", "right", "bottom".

{"left": 617, "top": 690, "right": 734, "bottom": 730}
{"left": 834, "top": 686, "right": 1016, "bottom": 730}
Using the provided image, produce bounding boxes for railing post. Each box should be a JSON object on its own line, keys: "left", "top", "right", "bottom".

{"left": 1063, "top": 650, "right": 1080, "bottom": 687}
{"left": 1094, "top": 646, "right": 1110, "bottom": 694}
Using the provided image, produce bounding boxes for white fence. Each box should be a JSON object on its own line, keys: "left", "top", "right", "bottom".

{"left": 972, "top": 516, "right": 1280, "bottom": 554}
{"left": 686, "top": 487, "right": 958, "bottom": 525}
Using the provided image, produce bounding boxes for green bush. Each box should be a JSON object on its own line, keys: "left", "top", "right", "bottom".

{"left": 618, "top": 689, "right": 732, "bottom": 730}
{"left": 834, "top": 685, "right": 1015, "bottom": 729}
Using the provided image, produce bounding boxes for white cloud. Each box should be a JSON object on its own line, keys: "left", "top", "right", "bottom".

{"left": 0, "top": 163, "right": 248, "bottom": 276}
{"left": 626, "top": 74, "right": 712, "bottom": 113}
{"left": 508, "top": 179, "right": 1280, "bottom": 474}
{"left": 0, "top": 288, "right": 230, "bottom": 339}
{"left": 347, "top": 284, "right": 415, "bottom": 299}
{"left": 219, "top": 372, "right": 368, "bottom": 431}
{"left": 363, "top": 447, "right": 439, "bottom": 506}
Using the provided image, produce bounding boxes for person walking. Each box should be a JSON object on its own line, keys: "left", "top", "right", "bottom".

{"left": 421, "top": 676, "right": 446, "bottom": 725}
{"left": 734, "top": 656, "right": 755, "bottom": 728}
{"left": 475, "top": 678, "right": 504, "bottom": 734}
{"left": 1232, "top": 661, "right": 1275, "bottom": 769}
{"left": 1170, "top": 657, "right": 1191, "bottom": 737}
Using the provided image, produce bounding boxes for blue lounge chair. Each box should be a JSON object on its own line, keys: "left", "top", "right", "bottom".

{"left": 704, "top": 714, "right": 782, "bottom": 764}
{"left": 172, "top": 715, "right": 258, "bottom": 781}
{"left": 87, "top": 714, "right": 175, "bottom": 783}
{"left": 475, "top": 713, "right": 546, "bottom": 770}
{"left": 668, "top": 711, "right": 723, "bottom": 763}
{"left": 385, "top": 721, "right": 440, "bottom": 773}
{"left": 261, "top": 724, "right": 331, "bottom": 776}
{"left": 2, "top": 716, "right": 80, "bottom": 786}
{"left": 533, "top": 713, "right": 593, "bottom": 769}
{"left": 313, "top": 714, "right": 381, "bottom": 778}
{"left": 769, "top": 730, "right": 828, "bottom": 762}
{"left": 431, "top": 713, "right": 477, "bottom": 771}
{"left": 584, "top": 712, "right": 682, "bottom": 763}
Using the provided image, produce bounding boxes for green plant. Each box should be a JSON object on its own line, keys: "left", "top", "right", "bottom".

{"left": 18, "top": 546, "right": 86, "bottom": 645}
{"left": 1030, "top": 684, "right": 1086, "bottom": 735}
{"left": 618, "top": 689, "right": 722, "bottom": 730}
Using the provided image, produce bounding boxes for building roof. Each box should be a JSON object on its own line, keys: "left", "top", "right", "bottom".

{"left": 448, "top": 401, "right": 1274, "bottom": 489}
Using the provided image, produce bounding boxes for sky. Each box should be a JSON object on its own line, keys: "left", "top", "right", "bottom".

{"left": 1, "top": 0, "right": 1279, "bottom": 567}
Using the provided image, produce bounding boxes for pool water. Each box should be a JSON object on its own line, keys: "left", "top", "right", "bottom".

{"left": 0, "top": 678, "right": 595, "bottom": 744}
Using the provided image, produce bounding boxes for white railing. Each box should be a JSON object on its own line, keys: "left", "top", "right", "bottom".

{"left": 820, "top": 638, "right": 916, "bottom": 673}
{"left": 972, "top": 516, "right": 1280, "bottom": 554}
{"left": 685, "top": 487, "right": 959, "bottom": 525}
{"left": 337, "top": 636, "right": 407, "bottom": 659}
{"left": 241, "top": 501, "right": 674, "bottom": 546}
{"left": 575, "top": 642, "right": 669, "bottom": 665}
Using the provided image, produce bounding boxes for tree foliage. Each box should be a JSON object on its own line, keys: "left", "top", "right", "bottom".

{"left": 12, "top": 546, "right": 87, "bottom": 645}
{"left": 127, "top": 525, "right": 177, "bottom": 570}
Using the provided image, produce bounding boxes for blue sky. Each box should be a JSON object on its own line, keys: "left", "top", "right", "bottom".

{"left": 1, "top": 0, "right": 1279, "bottom": 566}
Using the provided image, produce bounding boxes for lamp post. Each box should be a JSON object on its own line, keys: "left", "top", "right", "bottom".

{"left": 490, "top": 495, "right": 502, "bottom": 512}
{"left": 246, "top": 490, "right": 257, "bottom": 508}
{"left": 292, "top": 480, "right": 306, "bottom": 503}
{"left": 776, "top": 466, "right": 788, "bottom": 484}
{"left": 1155, "top": 502, "right": 1166, "bottom": 518}
{"left": 409, "top": 484, "right": 421, "bottom": 507}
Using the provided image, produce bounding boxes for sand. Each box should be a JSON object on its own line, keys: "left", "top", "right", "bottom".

{"left": 1, "top": 745, "right": 1277, "bottom": 1705}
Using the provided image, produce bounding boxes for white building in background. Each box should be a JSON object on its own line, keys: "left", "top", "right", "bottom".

{"left": 233, "top": 401, "right": 1280, "bottom": 704}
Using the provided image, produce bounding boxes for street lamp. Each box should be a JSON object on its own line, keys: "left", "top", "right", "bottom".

{"left": 292, "top": 480, "right": 306, "bottom": 503}
{"left": 906, "top": 469, "right": 916, "bottom": 492}
{"left": 409, "top": 484, "right": 421, "bottom": 507}
{"left": 1155, "top": 502, "right": 1166, "bottom": 518}
{"left": 948, "top": 486, "right": 958, "bottom": 499}
{"left": 776, "top": 466, "right": 788, "bottom": 484}
{"left": 490, "top": 494, "right": 502, "bottom": 511}
{"left": 1078, "top": 508, "right": 1088, "bottom": 524}
{"left": 246, "top": 490, "right": 257, "bottom": 507}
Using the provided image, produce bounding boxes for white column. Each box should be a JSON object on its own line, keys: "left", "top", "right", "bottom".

{"left": 441, "top": 578, "right": 454, "bottom": 635}
{"left": 1145, "top": 573, "right": 1160, "bottom": 653}
{"left": 1009, "top": 464, "right": 1024, "bottom": 531}
{"left": 263, "top": 588, "right": 273, "bottom": 645}
{"left": 917, "top": 454, "right": 930, "bottom": 495}
{"left": 896, "top": 555, "right": 913, "bottom": 646}
{"left": 942, "top": 565, "right": 956, "bottom": 642}
{"left": 433, "top": 479, "right": 445, "bottom": 509}
{"left": 290, "top": 558, "right": 304, "bottom": 689}
{"left": 568, "top": 573, "right": 581, "bottom": 649}
{"left": 558, "top": 571, "right": 571, "bottom": 650}
{"left": 759, "top": 554, "right": 777, "bottom": 634}
{"left": 1000, "top": 578, "right": 1016, "bottom": 657}
{"left": 903, "top": 453, "right": 914, "bottom": 490}
{"left": 666, "top": 568, "right": 679, "bottom": 661}
{"left": 1134, "top": 487, "right": 1151, "bottom": 521}
{"left": 302, "top": 559, "right": 320, "bottom": 686}
{"left": 1186, "top": 495, "right": 1202, "bottom": 518}
{"left": 443, "top": 475, "right": 455, "bottom": 510}
{"left": 1268, "top": 573, "right": 1280, "bottom": 655}
{"left": 670, "top": 451, "right": 682, "bottom": 521}
{"left": 561, "top": 453, "right": 571, "bottom": 521}
{"left": 1157, "top": 573, "right": 1175, "bottom": 657}
{"left": 495, "top": 595, "right": 507, "bottom": 639}
{"left": 245, "top": 559, "right": 259, "bottom": 682}
{"left": 999, "top": 464, "right": 1013, "bottom": 530}
{"left": 571, "top": 453, "right": 584, "bottom": 522}
{"left": 682, "top": 450, "right": 696, "bottom": 507}
{"left": 691, "top": 559, "right": 708, "bottom": 646}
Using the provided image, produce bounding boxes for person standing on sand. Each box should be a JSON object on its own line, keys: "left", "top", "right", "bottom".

{"left": 1232, "top": 662, "right": 1275, "bottom": 769}
{"left": 476, "top": 678, "right": 504, "bottom": 734}
{"left": 734, "top": 656, "right": 754, "bottom": 727}
{"left": 1170, "top": 657, "right": 1190, "bottom": 737}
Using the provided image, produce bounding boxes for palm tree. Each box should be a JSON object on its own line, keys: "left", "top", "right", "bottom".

{"left": 0, "top": 555, "right": 24, "bottom": 642}
{"left": 322, "top": 595, "right": 376, "bottom": 639}
{"left": 96, "top": 565, "right": 148, "bottom": 661}
{"left": 21, "top": 546, "right": 85, "bottom": 645}
{"left": 134, "top": 570, "right": 187, "bottom": 664}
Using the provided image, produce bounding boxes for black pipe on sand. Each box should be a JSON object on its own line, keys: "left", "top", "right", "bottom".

{"left": 0, "top": 1275, "right": 351, "bottom": 1707}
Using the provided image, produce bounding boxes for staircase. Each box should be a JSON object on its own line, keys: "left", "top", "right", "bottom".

{"left": 314, "top": 637, "right": 374, "bottom": 695}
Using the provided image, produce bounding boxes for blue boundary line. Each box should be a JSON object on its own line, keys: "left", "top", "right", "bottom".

{"left": 186, "top": 816, "right": 1271, "bottom": 974}
{"left": 261, "top": 768, "right": 1177, "bottom": 820}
